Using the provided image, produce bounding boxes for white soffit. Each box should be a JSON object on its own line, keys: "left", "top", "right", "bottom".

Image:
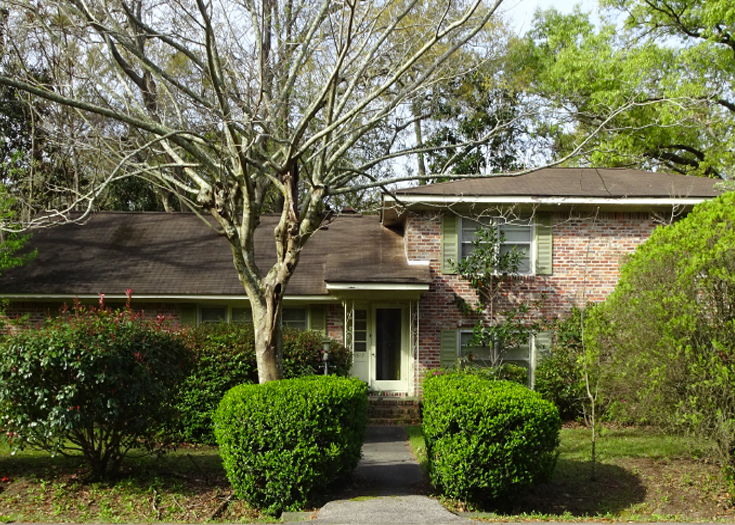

{"left": 387, "top": 195, "right": 710, "bottom": 206}
{"left": 326, "top": 283, "right": 430, "bottom": 292}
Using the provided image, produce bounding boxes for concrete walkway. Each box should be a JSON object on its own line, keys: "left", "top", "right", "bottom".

{"left": 306, "top": 426, "right": 473, "bottom": 525}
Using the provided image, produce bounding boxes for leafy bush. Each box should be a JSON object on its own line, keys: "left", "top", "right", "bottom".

{"left": 535, "top": 307, "right": 587, "bottom": 421}
{"left": 438, "top": 361, "right": 528, "bottom": 386}
{"left": 174, "top": 322, "right": 351, "bottom": 444}
{"left": 0, "top": 302, "right": 189, "bottom": 480}
{"left": 590, "top": 191, "right": 735, "bottom": 478}
{"left": 423, "top": 372, "right": 561, "bottom": 506}
{"left": 214, "top": 376, "right": 367, "bottom": 516}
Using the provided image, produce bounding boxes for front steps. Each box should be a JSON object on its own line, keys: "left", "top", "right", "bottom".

{"left": 368, "top": 396, "right": 422, "bottom": 426}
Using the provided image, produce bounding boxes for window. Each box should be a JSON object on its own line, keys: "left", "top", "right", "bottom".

{"left": 200, "top": 305, "right": 227, "bottom": 323}
{"left": 459, "top": 330, "right": 531, "bottom": 370}
{"left": 282, "top": 307, "right": 307, "bottom": 330}
{"left": 353, "top": 309, "right": 368, "bottom": 352}
{"left": 461, "top": 217, "right": 533, "bottom": 274}
{"left": 442, "top": 213, "right": 552, "bottom": 276}
{"left": 231, "top": 307, "right": 252, "bottom": 324}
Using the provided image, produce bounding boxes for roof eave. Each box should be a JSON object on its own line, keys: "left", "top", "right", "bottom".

{"left": 382, "top": 195, "right": 713, "bottom": 226}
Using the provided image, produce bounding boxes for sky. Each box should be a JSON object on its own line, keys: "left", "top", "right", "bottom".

{"left": 502, "top": 0, "right": 600, "bottom": 33}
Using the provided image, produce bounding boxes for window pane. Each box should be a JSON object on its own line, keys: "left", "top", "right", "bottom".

{"left": 460, "top": 331, "right": 493, "bottom": 365}
{"left": 500, "top": 223, "right": 532, "bottom": 243}
{"left": 354, "top": 309, "right": 368, "bottom": 353}
{"left": 504, "top": 342, "right": 530, "bottom": 361}
{"left": 232, "top": 308, "right": 252, "bottom": 324}
{"left": 201, "top": 306, "right": 227, "bottom": 323}
{"left": 500, "top": 244, "right": 531, "bottom": 274}
{"left": 283, "top": 307, "right": 307, "bottom": 330}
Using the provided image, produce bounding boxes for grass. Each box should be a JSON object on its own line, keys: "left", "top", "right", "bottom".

{"left": 0, "top": 437, "right": 274, "bottom": 523}
{"left": 3, "top": 426, "right": 734, "bottom": 522}
{"left": 405, "top": 424, "right": 735, "bottom": 522}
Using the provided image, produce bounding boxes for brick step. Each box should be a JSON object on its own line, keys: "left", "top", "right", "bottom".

{"left": 369, "top": 417, "right": 422, "bottom": 426}
{"left": 368, "top": 397, "right": 421, "bottom": 426}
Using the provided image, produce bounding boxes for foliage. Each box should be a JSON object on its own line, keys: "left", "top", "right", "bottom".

{"left": 424, "top": 72, "right": 526, "bottom": 176}
{"left": 535, "top": 307, "right": 587, "bottom": 421}
{"left": 590, "top": 191, "right": 735, "bottom": 481}
{"left": 437, "top": 361, "right": 528, "bottom": 386}
{"left": 0, "top": 184, "right": 34, "bottom": 275}
{"left": 214, "top": 376, "right": 368, "bottom": 516}
{"left": 422, "top": 373, "right": 561, "bottom": 506}
{"left": 0, "top": 300, "right": 190, "bottom": 480}
{"left": 515, "top": 3, "right": 735, "bottom": 178}
{"left": 174, "top": 322, "right": 351, "bottom": 445}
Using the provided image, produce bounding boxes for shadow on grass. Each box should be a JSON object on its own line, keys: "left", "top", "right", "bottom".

{"left": 0, "top": 446, "right": 228, "bottom": 494}
{"left": 511, "top": 458, "right": 646, "bottom": 517}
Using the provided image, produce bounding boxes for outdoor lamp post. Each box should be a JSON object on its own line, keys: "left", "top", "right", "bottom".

{"left": 322, "top": 339, "right": 330, "bottom": 376}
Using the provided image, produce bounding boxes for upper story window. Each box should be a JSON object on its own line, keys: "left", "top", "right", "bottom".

{"left": 460, "top": 217, "right": 533, "bottom": 275}
{"left": 442, "top": 213, "right": 552, "bottom": 276}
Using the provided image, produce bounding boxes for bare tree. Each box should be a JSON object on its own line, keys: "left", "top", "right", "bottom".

{"left": 0, "top": 0, "right": 632, "bottom": 383}
{"left": 0, "top": 0, "right": 515, "bottom": 382}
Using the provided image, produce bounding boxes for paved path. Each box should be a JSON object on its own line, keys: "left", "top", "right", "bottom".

{"left": 307, "top": 426, "right": 473, "bottom": 525}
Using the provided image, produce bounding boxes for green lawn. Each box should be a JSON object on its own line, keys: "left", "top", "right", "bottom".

{"left": 406, "top": 425, "right": 734, "bottom": 522}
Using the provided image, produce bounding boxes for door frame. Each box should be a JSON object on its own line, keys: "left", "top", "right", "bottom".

{"left": 370, "top": 303, "right": 409, "bottom": 392}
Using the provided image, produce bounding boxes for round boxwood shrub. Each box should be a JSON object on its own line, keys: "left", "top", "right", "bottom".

{"left": 423, "top": 372, "right": 561, "bottom": 506}
{"left": 0, "top": 303, "right": 189, "bottom": 480}
{"left": 174, "top": 322, "right": 351, "bottom": 444}
{"left": 214, "top": 375, "right": 367, "bottom": 516}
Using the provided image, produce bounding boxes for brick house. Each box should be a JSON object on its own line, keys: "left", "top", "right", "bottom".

{"left": 0, "top": 168, "right": 723, "bottom": 396}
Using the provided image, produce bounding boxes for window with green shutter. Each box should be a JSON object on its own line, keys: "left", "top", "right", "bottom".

{"left": 535, "top": 214, "right": 553, "bottom": 275}
{"left": 440, "top": 329, "right": 458, "bottom": 368}
{"left": 309, "top": 305, "right": 327, "bottom": 335}
{"left": 442, "top": 214, "right": 459, "bottom": 274}
{"left": 442, "top": 212, "right": 553, "bottom": 276}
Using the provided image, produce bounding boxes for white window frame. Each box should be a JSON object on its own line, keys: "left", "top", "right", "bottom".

{"left": 460, "top": 217, "right": 536, "bottom": 275}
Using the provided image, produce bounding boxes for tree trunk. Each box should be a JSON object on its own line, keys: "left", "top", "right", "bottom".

{"left": 251, "top": 293, "right": 284, "bottom": 383}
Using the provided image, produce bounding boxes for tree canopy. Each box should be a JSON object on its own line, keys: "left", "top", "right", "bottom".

{"left": 589, "top": 190, "right": 735, "bottom": 475}
{"left": 515, "top": 1, "right": 735, "bottom": 178}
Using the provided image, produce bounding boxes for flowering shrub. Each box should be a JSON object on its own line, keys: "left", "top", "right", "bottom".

{"left": 0, "top": 299, "right": 189, "bottom": 480}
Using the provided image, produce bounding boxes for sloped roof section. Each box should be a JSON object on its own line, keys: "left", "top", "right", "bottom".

{"left": 0, "top": 212, "right": 429, "bottom": 297}
{"left": 395, "top": 168, "right": 723, "bottom": 198}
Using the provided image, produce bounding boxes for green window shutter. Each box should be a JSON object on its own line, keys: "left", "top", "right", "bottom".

{"left": 534, "top": 331, "right": 552, "bottom": 361}
{"left": 309, "top": 305, "right": 327, "bottom": 335}
{"left": 179, "top": 304, "right": 197, "bottom": 327}
{"left": 440, "top": 329, "right": 458, "bottom": 369}
{"left": 535, "top": 214, "right": 553, "bottom": 275}
{"left": 442, "top": 213, "right": 459, "bottom": 274}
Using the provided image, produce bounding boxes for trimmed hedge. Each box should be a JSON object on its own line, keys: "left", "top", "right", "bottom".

{"left": 214, "top": 375, "right": 368, "bottom": 516}
{"left": 174, "top": 322, "right": 351, "bottom": 444}
{"left": 423, "top": 373, "right": 561, "bottom": 506}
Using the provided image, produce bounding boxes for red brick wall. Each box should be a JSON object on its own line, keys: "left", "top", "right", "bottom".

{"left": 405, "top": 210, "right": 658, "bottom": 392}
{"left": 2, "top": 301, "right": 182, "bottom": 333}
{"left": 326, "top": 304, "right": 345, "bottom": 343}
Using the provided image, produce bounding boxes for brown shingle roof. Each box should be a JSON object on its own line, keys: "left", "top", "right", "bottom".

{"left": 0, "top": 212, "right": 430, "bottom": 297}
{"left": 396, "top": 168, "right": 723, "bottom": 198}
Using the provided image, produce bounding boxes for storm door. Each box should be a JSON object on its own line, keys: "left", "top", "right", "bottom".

{"left": 372, "top": 307, "right": 408, "bottom": 391}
